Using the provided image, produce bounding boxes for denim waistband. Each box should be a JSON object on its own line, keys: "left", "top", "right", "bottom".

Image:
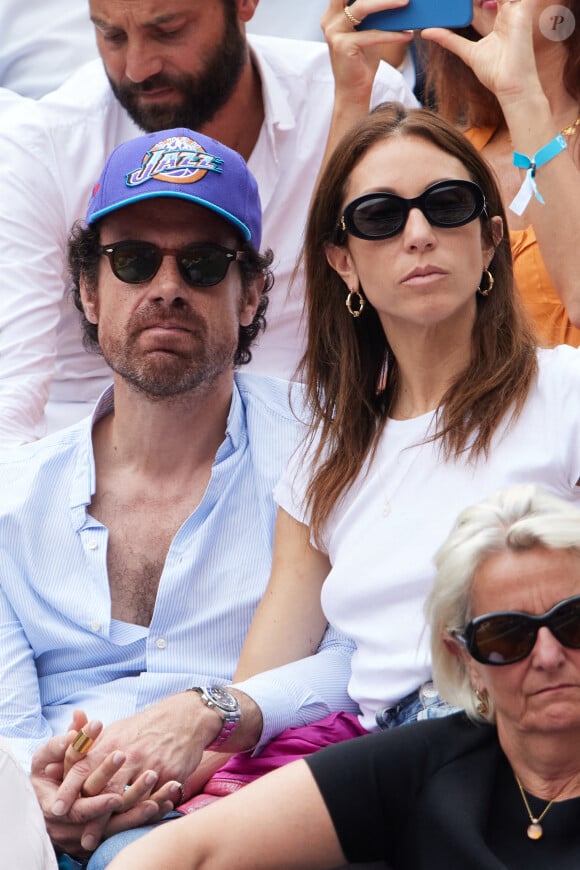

{"left": 375, "top": 682, "right": 459, "bottom": 730}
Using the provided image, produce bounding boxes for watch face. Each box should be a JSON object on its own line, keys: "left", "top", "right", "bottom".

{"left": 208, "top": 687, "right": 239, "bottom": 712}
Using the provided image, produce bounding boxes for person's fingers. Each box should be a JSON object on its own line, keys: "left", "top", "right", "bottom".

{"left": 31, "top": 732, "right": 71, "bottom": 775}
{"left": 57, "top": 720, "right": 107, "bottom": 797}
{"left": 79, "top": 796, "right": 162, "bottom": 853}
{"left": 79, "top": 750, "right": 127, "bottom": 798}
{"left": 65, "top": 719, "right": 103, "bottom": 764}
{"left": 66, "top": 709, "right": 90, "bottom": 733}
{"left": 50, "top": 792, "right": 122, "bottom": 823}
{"left": 43, "top": 760, "right": 66, "bottom": 780}
{"left": 145, "top": 779, "right": 183, "bottom": 810}
{"left": 421, "top": 26, "right": 471, "bottom": 55}
{"left": 115, "top": 770, "right": 160, "bottom": 809}
{"left": 102, "top": 799, "right": 166, "bottom": 839}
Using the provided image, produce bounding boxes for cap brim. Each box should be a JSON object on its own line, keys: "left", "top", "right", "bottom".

{"left": 87, "top": 190, "right": 252, "bottom": 241}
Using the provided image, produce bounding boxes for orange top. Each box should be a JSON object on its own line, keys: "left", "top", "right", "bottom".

{"left": 465, "top": 127, "right": 580, "bottom": 348}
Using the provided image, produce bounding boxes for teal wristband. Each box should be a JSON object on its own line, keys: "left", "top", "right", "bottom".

{"left": 509, "top": 133, "right": 567, "bottom": 215}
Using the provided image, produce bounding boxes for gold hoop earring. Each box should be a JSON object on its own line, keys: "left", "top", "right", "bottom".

{"left": 477, "top": 269, "right": 494, "bottom": 297}
{"left": 475, "top": 688, "right": 490, "bottom": 717}
{"left": 346, "top": 288, "right": 365, "bottom": 318}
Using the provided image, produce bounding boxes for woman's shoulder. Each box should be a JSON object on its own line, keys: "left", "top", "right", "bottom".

{"left": 536, "top": 344, "right": 580, "bottom": 380}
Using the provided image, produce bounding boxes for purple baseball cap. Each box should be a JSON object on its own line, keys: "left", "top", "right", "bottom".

{"left": 86, "top": 128, "right": 262, "bottom": 247}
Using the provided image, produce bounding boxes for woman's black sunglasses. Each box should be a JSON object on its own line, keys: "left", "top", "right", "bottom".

{"left": 452, "top": 594, "right": 580, "bottom": 666}
{"left": 99, "top": 241, "right": 246, "bottom": 288}
{"left": 339, "top": 180, "right": 487, "bottom": 241}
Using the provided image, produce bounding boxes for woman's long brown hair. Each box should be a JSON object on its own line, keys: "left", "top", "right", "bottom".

{"left": 298, "top": 104, "right": 538, "bottom": 544}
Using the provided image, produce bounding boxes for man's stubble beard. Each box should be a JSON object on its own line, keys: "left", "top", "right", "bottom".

{"left": 100, "top": 306, "right": 239, "bottom": 400}
{"left": 107, "top": 7, "right": 248, "bottom": 133}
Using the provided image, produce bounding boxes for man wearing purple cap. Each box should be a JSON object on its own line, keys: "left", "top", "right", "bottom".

{"left": 0, "top": 0, "right": 416, "bottom": 447}
{"left": 0, "top": 128, "right": 354, "bottom": 866}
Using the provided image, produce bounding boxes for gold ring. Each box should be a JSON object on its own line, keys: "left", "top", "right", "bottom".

{"left": 343, "top": 5, "right": 361, "bottom": 28}
{"left": 71, "top": 729, "right": 94, "bottom": 755}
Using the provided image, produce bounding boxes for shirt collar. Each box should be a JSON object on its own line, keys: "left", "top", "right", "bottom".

{"left": 248, "top": 34, "right": 296, "bottom": 142}
{"left": 71, "top": 381, "right": 247, "bottom": 516}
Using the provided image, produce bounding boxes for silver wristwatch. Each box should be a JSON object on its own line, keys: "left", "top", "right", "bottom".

{"left": 190, "top": 686, "right": 241, "bottom": 750}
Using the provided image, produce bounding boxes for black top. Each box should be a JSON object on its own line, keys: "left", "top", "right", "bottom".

{"left": 306, "top": 712, "right": 580, "bottom": 869}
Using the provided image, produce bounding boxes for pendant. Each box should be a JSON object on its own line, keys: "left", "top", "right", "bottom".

{"left": 527, "top": 821, "right": 543, "bottom": 840}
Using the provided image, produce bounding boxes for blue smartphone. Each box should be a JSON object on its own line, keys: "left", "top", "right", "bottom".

{"left": 349, "top": 0, "right": 473, "bottom": 31}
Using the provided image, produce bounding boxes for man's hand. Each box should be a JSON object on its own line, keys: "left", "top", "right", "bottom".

{"left": 31, "top": 715, "right": 182, "bottom": 857}
{"left": 31, "top": 724, "right": 125, "bottom": 858}
{"left": 47, "top": 692, "right": 223, "bottom": 851}
{"left": 32, "top": 690, "right": 261, "bottom": 855}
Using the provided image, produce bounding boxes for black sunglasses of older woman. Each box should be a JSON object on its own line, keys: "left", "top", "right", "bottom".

{"left": 340, "top": 179, "right": 487, "bottom": 241}
{"left": 452, "top": 594, "right": 580, "bottom": 665}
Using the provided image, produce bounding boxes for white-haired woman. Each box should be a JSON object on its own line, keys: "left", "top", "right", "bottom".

{"left": 109, "top": 483, "right": 580, "bottom": 869}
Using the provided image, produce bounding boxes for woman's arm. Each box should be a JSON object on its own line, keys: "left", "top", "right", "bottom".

{"left": 312, "top": 0, "right": 416, "bottom": 190}
{"left": 107, "top": 759, "right": 345, "bottom": 870}
{"left": 423, "top": 0, "right": 580, "bottom": 321}
{"left": 232, "top": 510, "right": 356, "bottom": 748}
{"left": 234, "top": 509, "right": 331, "bottom": 680}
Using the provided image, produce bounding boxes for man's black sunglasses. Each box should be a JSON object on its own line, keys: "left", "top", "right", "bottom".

{"left": 339, "top": 180, "right": 487, "bottom": 241}
{"left": 99, "top": 241, "right": 246, "bottom": 288}
{"left": 451, "top": 594, "right": 580, "bottom": 666}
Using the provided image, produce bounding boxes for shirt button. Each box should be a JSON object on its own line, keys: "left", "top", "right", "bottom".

{"left": 156, "top": 638, "right": 167, "bottom": 650}
{"left": 90, "top": 621, "right": 101, "bottom": 632}
{"left": 88, "top": 541, "right": 98, "bottom": 550}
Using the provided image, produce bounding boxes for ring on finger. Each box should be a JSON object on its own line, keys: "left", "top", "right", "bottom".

{"left": 71, "top": 728, "right": 94, "bottom": 755}
{"left": 343, "top": 5, "right": 361, "bottom": 28}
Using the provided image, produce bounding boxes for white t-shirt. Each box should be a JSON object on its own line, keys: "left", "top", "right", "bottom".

{"left": 275, "top": 346, "right": 580, "bottom": 731}
{"left": 0, "top": 35, "right": 415, "bottom": 446}
{"left": 0, "top": 741, "right": 57, "bottom": 868}
{"left": 0, "top": 2, "right": 97, "bottom": 98}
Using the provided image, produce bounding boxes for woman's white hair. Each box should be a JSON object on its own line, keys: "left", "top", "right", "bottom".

{"left": 425, "top": 483, "right": 580, "bottom": 722}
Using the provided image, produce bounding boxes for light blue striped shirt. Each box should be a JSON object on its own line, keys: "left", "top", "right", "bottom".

{"left": 0, "top": 373, "right": 354, "bottom": 770}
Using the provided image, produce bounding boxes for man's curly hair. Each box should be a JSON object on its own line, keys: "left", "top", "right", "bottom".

{"left": 68, "top": 220, "right": 273, "bottom": 367}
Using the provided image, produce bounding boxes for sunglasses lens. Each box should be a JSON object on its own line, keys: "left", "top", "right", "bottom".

{"left": 180, "top": 246, "right": 231, "bottom": 287}
{"left": 111, "top": 243, "right": 159, "bottom": 284}
{"left": 350, "top": 195, "right": 405, "bottom": 239}
{"left": 471, "top": 615, "right": 536, "bottom": 665}
{"left": 425, "top": 183, "right": 480, "bottom": 227}
{"left": 552, "top": 599, "right": 580, "bottom": 648}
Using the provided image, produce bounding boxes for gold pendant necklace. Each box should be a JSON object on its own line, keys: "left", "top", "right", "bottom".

{"left": 514, "top": 773, "right": 555, "bottom": 840}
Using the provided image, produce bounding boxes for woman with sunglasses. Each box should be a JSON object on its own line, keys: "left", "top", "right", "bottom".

{"left": 228, "top": 96, "right": 580, "bottom": 729}
{"left": 420, "top": 0, "right": 580, "bottom": 346}
{"left": 109, "top": 483, "right": 580, "bottom": 868}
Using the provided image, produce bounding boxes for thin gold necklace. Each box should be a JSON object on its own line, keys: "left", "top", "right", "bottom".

{"left": 560, "top": 115, "right": 580, "bottom": 138}
{"left": 514, "top": 773, "right": 555, "bottom": 840}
